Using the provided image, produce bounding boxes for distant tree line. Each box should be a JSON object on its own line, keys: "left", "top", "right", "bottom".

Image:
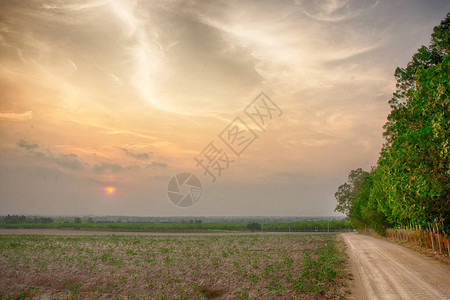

{"left": 0, "top": 218, "right": 352, "bottom": 232}
{"left": 181, "top": 219, "right": 203, "bottom": 224}
{"left": 335, "top": 15, "right": 449, "bottom": 235}
{"left": 0, "top": 215, "right": 53, "bottom": 224}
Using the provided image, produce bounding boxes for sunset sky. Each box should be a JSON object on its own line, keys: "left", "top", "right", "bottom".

{"left": 0, "top": 0, "right": 448, "bottom": 216}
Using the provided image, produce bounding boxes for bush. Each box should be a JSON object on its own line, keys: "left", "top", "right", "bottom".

{"left": 247, "top": 222, "right": 262, "bottom": 232}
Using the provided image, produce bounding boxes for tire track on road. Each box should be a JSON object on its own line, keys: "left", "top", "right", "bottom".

{"left": 343, "top": 233, "right": 450, "bottom": 300}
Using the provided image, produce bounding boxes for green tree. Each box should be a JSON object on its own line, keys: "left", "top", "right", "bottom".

{"left": 247, "top": 222, "right": 262, "bottom": 232}
{"left": 336, "top": 14, "right": 449, "bottom": 234}
{"left": 376, "top": 14, "right": 449, "bottom": 232}
{"left": 334, "top": 168, "right": 368, "bottom": 226}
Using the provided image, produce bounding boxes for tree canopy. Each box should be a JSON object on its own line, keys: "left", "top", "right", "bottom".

{"left": 335, "top": 14, "right": 449, "bottom": 235}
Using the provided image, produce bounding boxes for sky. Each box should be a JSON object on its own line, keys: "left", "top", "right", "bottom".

{"left": 0, "top": 0, "right": 448, "bottom": 217}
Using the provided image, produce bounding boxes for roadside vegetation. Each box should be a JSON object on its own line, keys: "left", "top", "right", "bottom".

{"left": 334, "top": 15, "right": 449, "bottom": 253}
{"left": 0, "top": 234, "right": 350, "bottom": 299}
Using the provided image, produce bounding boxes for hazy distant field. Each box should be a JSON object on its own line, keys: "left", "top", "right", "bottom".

{"left": 0, "top": 219, "right": 352, "bottom": 233}
{"left": 0, "top": 233, "right": 349, "bottom": 299}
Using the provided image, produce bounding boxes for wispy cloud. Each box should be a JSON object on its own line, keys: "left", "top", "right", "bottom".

{"left": 105, "top": 130, "right": 158, "bottom": 140}
{"left": 294, "top": 0, "right": 380, "bottom": 22}
{"left": 41, "top": 1, "right": 107, "bottom": 12}
{"left": 1, "top": 0, "right": 448, "bottom": 215}
{"left": 146, "top": 161, "right": 168, "bottom": 169}
{"left": 67, "top": 59, "right": 78, "bottom": 70}
{"left": 119, "top": 147, "right": 152, "bottom": 160}
{"left": 0, "top": 111, "right": 33, "bottom": 121}
{"left": 108, "top": 0, "right": 166, "bottom": 110}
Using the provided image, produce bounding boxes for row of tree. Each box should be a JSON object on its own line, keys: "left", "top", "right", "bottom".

{"left": 0, "top": 215, "right": 54, "bottom": 224}
{"left": 335, "top": 15, "right": 449, "bottom": 235}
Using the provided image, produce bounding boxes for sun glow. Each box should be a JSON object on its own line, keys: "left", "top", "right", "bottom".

{"left": 106, "top": 187, "right": 115, "bottom": 194}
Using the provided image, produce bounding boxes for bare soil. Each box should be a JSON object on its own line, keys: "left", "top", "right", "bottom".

{"left": 0, "top": 232, "right": 349, "bottom": 299}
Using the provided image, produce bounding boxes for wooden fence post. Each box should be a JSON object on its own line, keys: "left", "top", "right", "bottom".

{"left": 430, "top": 231, "right": 435, "bottom": 252}
{"left": 437, "top": 233, "right": 442, "bottom": 254}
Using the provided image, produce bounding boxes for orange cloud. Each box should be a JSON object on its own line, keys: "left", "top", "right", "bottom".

{"left": 0, "top": 110, "right": 32, "bottom": 121}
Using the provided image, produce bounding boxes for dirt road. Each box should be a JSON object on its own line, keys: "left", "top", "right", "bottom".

{"left": 343, "top": 233, "right": 450, "bottom": 300}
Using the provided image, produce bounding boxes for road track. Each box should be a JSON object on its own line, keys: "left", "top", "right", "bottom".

{"left": 343, "top": 233, "right": 450, "bottom": 300}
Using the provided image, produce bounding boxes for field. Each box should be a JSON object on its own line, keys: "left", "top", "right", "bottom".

{"left": 0, "top": 233, "right": 350, "bottom": 299}
{"left": 0, "top": 219, "right": 352, "bottom": 233}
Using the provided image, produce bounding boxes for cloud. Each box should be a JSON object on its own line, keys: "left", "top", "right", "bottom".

{"left": 294, "top": 0, "right": 379, "bottom": 22}
{"left": 92, "top": 162, "right": 122, "bottom": 172}
{"left": 17, "top": 139, "right": 38, "bottom": 151}
{"left": 0, "top": 111, "right": 33, "bottom": 121}
{"left": 16, "top": 140, "right": 145, "bottom": 173}
{"left": 120, "top": 147, "right": 151, "bottom": 160}
{"left": 1, "top": 0, "right": 449, "bottom": 216}
{"left": 146, "top": 161, "right": 167, "bottom": 169}
{"left": 52, "top": 153, "right": 83, "bottom": 171}
{"left": 92, "top": 162, "right": 143, "bottom": 172}
{"left": 104, "top": 0, "right": 262, "bottom": 114}
{"left": 34, "top": 151, "right": 46, "bottom": 158}
{"left": 17, "top": 139, "right": 83, "bottom": 171}
{"left": 38, "top": 151, "right": 83, "bottom": 171}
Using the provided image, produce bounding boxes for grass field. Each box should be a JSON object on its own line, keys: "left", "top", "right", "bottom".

{"left": 0, "top": 219, "right": 352, "bottom": 232}
{"left": 0, "top": 233, "right": 350, "bottom": 299}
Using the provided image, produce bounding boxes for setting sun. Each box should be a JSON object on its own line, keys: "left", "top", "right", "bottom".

{"left": 106, "top": 187, "right": 115, "bottom": 194}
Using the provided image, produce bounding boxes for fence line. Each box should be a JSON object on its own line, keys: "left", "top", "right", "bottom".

{"left": 385, "top": 228, "right": 449, "bottom": 257}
